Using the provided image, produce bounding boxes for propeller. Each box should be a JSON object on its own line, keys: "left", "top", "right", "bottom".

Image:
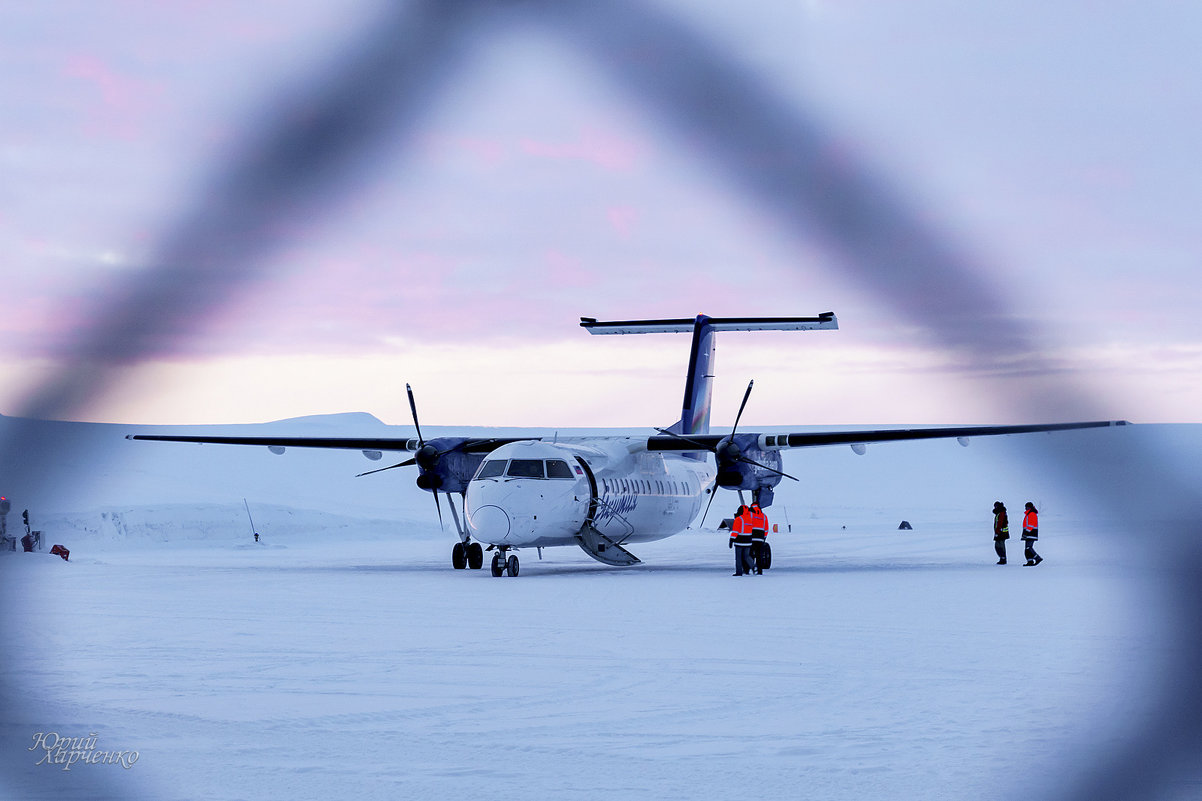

{"left": 720, "top": 379, "right": 798, "bottom": 480}
{"left": 352, "top": 382, "right": 437, "bottom": 480}
{"left": 656, "top": 379, "right": 798, "bottom": 531}
{"left": 656, "top": 379, "right": 799, "bottom": 484}
{"left": 405, "top": 383, "right": 445, "bottom": 530}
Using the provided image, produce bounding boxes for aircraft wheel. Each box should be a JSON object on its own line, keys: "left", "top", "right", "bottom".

{"left": 761, "top": 542, "right": 772, "bottom": 570}
{"left": 467, "top": 542, "right": 484, "bottom": 570}
{"left": 491, "top": 552, "right": 505, "bottom": 577}
{"left": 452, "top": 542, "right": 467, "bottom": 570}
{"left": 506, "top": 555, "right": 520, "bottom": 577}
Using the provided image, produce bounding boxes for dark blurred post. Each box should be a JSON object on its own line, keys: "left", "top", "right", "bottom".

{"left": 0, "top": 495, "right": 9, "bottom": 550}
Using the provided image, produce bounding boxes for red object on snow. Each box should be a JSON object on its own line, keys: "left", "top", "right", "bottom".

{"left": 50, "top": 544, "right": 69, "bottom": 561}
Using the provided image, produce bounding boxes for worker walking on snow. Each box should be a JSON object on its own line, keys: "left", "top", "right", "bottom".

{"left": 992, "top": 501, "right": 1010, "bottom": 564}
{"left": 1022, "top": 502, "right": 1042, "bottom": 566}
{"left": 729, "top": 505, "right": 755, "bottom": 576}
{"left": 750, "top": 503, "right": 769, "bottom": 574}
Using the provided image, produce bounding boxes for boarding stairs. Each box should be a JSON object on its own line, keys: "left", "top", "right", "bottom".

{"left": 575, "top": 522, "right": 641, "bottom": 566}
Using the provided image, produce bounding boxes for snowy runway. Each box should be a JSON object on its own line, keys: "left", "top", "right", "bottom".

{"left": 2, "top": 520, "right": 1161, "bottom": 801}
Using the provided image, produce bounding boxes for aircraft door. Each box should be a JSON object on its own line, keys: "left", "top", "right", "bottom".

{"left": 571, "top": 455, "right": 640, "bottom": 567}
{"left": 574, "top": 456, "right": 599, "bottom": 523}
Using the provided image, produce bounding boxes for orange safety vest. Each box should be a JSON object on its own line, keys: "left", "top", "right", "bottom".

{"left": 750, "top": 506, "right": 768, "bottom": 540}
{"left": 730, "top": 510, "right": 754, "bottom": 545}
{"left": 1023, "top": 509, "right": 1038, "bottom": 534}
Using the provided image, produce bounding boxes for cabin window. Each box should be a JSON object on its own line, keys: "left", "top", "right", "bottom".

{"left": 546, "top": 459, "right": 574, "bottom": 479}
{"left": 507, "top": 459, "right": 544, "bottom": 479}
{"left": 476, "top": 460, "right": 507, "bottom": 479}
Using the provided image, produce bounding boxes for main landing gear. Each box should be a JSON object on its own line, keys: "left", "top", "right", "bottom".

{"left": 490, "top": 546, "right": 519, "bottom": 577}
{"left": 444, "top": 492, "right": 486, "bottom": 571}
{"left": 452, "top": 541, "right": 518, "bottom": 577}
{"left": 451, "top": 541, "right": 484, "bottom": 570}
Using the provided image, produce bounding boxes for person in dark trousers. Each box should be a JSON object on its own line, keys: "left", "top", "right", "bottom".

{"left": 1022, "top": 502, "right": 1042, "bottom": 566}
{"left": 992, "top": 501, "right": 1010, "bottom": 564}
{"left": 729, "top": 505, "right": 755, "bottom": 576}
{"left": 749, "top": 503, "right": 768, "bottom": 574}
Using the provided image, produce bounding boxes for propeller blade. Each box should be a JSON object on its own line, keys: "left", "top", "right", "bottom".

{"left": 433, "top": 489, "right": 444, "bottom": 531}
{"left": 406, "top": 383, "right": 424, "bottom": 446}
{"left": 699, "top": 483, "right": 720, "bottom": 528}
{"left": 731, "top": 379, "right": 754, "bottom": 436}
{"left": 356, "top": 457, "right": 415, "bottom": 478}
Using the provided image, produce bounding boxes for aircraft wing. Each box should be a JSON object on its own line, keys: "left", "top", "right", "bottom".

{"left": 645, "top": 420, "right": 1130, "bottom": 452}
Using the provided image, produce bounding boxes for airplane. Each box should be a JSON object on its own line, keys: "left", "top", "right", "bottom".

{"left": 127, "top": 313, "right": 1128, "bottom": 576}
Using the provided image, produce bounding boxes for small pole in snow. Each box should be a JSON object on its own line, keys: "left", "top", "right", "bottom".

{"left": 243, "top": 498, "right": 259, "bottom": 542}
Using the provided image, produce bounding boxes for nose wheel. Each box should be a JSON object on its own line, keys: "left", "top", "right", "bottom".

{"left": 490, "top": 548, "right": 520, "bottom": 577}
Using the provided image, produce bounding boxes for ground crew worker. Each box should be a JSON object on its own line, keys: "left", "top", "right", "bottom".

{"left": 729, "top": 505, "right": 755, "bottom": 576}
{"left": 992, "top": 501, "right": 1009, "bottom": 564}
{"left": 750, "top": 503, "right": 769, "bottom": 574}
{"left": 1022, "top": 502, "right": 1042, "bottom": 566}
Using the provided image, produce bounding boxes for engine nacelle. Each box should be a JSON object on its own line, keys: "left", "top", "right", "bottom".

{"left": 714, "top": 433, "right": 785, "bottom": 497}
{"left": 413, "top": 437, "right": 487, "bottom": 494}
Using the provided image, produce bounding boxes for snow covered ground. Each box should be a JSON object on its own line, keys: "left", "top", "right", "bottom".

{"left": 0, "top": 415, "right": 1198, "bottom": 800}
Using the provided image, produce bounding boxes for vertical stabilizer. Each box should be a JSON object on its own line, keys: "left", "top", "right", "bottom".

{"left": 679, "top": 315, "right": 716, "bottom": 436}
{"left": 580, "top": 312, "right": 838, "bottom": 441}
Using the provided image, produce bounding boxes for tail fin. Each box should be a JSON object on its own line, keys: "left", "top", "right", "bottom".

{"left": 580, "top": 313, "right": 837, "bottom": 437}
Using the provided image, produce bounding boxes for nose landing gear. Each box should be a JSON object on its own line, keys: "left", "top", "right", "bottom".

{"left": 489, "top": 547, "right": 520, "bottom": 577}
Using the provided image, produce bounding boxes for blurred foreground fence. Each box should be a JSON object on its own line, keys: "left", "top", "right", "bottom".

{"left": 3, "top": 2, "right": 1199, "bottom": 799}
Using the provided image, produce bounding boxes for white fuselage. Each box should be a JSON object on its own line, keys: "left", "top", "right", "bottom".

{"left": 464, "top": 439, "right": 714, "bottom": 549}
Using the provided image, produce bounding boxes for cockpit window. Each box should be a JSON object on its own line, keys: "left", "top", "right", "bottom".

{"left": 545, "top": 459, "right": 574, "bottom": 479}
{"left": 506, "top": 459, "right": 544, "bottom": 479}
{"left": 476, "top": 459, "right": 507, "bottom": 479}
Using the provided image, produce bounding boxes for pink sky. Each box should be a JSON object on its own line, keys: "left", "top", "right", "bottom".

{"left": 1, "top": 1, "right": 1199, "bottom": 426}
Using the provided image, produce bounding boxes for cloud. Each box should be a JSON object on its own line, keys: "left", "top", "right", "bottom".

{"left": 63, "top": 53, "right": 167, "bottom": 140}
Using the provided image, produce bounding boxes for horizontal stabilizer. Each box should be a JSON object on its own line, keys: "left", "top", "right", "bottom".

{"left": 580, "top": 312, "right": 837, "bottom": 335}
{"left": 125, "top": 433, "right": 530, "bottom": 453}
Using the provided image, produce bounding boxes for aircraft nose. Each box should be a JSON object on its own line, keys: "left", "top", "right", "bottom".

{"left": 469, "top": 504, "right": 511, "bottom": 542}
